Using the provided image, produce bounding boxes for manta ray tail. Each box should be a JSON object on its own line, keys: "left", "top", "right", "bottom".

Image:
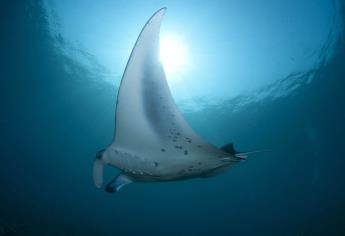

{"left": 220, "top": 143, "right": 269, "bottom": 160}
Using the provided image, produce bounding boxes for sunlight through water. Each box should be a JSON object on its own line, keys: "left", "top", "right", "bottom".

{"left": 160, "top": 33, "right": 189, "bottom": 80}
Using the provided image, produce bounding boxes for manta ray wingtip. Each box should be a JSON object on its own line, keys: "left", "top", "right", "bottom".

{"left": 154, "top": 7, "right": 167, "bottom": 16}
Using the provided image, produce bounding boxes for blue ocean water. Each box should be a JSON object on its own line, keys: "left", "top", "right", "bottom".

{"left": 1, "top": 0, "right": 345, "bottom": 235}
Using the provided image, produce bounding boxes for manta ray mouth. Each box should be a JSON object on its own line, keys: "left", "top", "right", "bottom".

{"left": 96, "top": 149, "right": 105, "bottom": 159}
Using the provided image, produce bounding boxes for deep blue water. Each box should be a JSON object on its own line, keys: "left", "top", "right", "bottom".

{"left": 1, "top": 1, "right": 345, "bottom": 235}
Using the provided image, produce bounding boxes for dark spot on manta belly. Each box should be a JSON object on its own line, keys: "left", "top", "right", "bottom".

{"left": 161, "top": 148, "right": 166, "bottom": 152}
{"left": 154, "top": 162, "right": 159, "bottom": 167}
{"left": 184, "top": 150, "right": 188, "bottom": 155}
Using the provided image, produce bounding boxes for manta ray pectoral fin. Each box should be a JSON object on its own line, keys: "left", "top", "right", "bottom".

{"left": 105, "top": 174, "right": 133, "bottom": 193}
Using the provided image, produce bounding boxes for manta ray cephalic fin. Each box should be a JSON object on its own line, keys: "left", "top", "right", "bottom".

{"left": 105, "top": 174, "right": 133, "bottom": 193}
{"left": 93, "top": 157, "right": 104, "bottom": 188}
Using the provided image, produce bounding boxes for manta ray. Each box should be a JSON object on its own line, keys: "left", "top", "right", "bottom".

{"left": 93, "top": 8, "right": 253, "bottom": 193}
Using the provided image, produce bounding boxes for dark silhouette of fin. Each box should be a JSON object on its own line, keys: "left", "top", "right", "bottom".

{"left": 220, "top": 143, "right": 238, "bottom": 155}
{"left": 220, "top": 143, "right": 269, "bottom": 160}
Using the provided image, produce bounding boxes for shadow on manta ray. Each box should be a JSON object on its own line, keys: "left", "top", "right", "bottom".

{"left": 93, "top": 8, "right": 263, "bottom": 193}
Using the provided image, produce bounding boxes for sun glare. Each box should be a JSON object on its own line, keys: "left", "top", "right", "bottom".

{"left": 160, "top": 33, "right": 188, "bottom": 77}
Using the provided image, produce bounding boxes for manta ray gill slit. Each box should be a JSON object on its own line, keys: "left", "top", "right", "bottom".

{"left": 159, "top": 33, "right": 189, "bottom": 79}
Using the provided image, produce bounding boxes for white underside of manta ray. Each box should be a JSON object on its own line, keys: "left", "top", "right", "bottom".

{"left": 93, "top": 8, "right": 254, "bottom": 193}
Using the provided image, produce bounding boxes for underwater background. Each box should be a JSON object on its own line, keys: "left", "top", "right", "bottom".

{"left": 1, "top": 0, "right": 345, "bottom": 235}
